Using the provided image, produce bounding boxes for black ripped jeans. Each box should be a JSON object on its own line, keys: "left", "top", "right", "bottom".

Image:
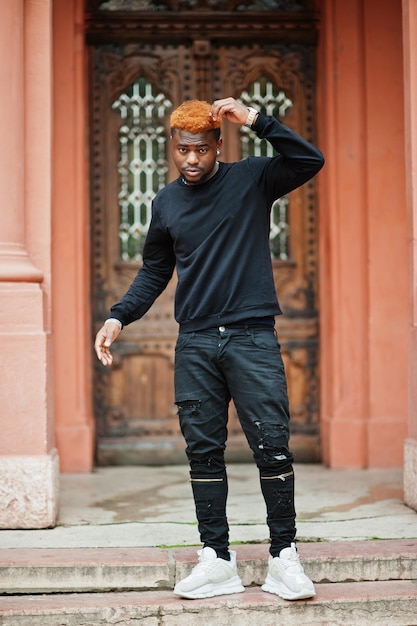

{"left": 174, "top": 326, "right": 296, "bottom": 559}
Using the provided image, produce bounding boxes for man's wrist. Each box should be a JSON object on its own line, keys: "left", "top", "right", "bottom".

{"left": 244, "top": 107, "right": 258, "bottom": 128}
{"left": 105, "top": 318, "right": 122, "bottom": 329}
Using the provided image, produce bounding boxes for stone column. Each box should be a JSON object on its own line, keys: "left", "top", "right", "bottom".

{"left": 318, "top": 0, "right": 408, "bottom": 468}
{"left": 403, "top": 0, "right": 417, "bottom": 509}
{"left": 52, "top": 0, "right": 95, "bottom": 471}
{"left": 318, "top": 0, "right": 370, "bottom": 467}
{"left": 0, "top": 0, "right": 58, "bottom": 528}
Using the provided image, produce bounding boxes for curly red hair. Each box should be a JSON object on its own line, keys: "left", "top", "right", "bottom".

{"left": 170, "top": 100, "right": 222, "bottom": 134}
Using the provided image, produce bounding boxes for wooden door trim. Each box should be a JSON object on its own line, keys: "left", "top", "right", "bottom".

{"left": 88, "top": 6, "right": 322, "bottom": 464}
{"left": 85, "top": 10, "right": 318, "bottom": 45}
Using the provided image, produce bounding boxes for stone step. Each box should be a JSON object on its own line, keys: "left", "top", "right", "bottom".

{"left": 0, "top": 582, "right": 416, "bottom": 625}
{"left": 0, "top": 540, "right": 416, "bottom": 595}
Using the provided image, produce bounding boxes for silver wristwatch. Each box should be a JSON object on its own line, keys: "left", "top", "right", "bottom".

{"left": 244, "top": 107, "right": 258, "bottom": 128}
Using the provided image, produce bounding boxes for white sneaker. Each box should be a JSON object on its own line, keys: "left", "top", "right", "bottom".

{"left": 262, "top": 543, "right": 315, "bottom": 600}
{"left": 173, "top": 547, "right": 245, "bottom": 599}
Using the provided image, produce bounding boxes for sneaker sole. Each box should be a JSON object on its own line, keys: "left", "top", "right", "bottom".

{"left": 262, "top": 574, "right": 315, "bottom": 601}
{"left": 174, "top": 575, "right": 245, "bottom": 599}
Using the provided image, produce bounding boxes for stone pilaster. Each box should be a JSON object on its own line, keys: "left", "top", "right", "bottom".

{"left": 0, "top": 0, "right": 58, "bottom": 527}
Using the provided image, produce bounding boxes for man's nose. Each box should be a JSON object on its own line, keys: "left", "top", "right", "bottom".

{"left": 186, "top": 151, "right": 199, "bottom": 164}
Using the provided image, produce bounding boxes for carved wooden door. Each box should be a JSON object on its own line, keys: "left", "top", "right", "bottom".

{"left": 88, "top": 0, "right": 321, "bottom": 464}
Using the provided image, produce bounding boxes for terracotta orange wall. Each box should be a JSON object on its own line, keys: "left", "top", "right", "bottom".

{"left": 0, "top": 0, "right": 58, "bottom": 528}
{"left": 52, "top": 0, "right": 95, "bottom": 471}
{"left": 364, "top": 0, "right": 408, "bottom": 466}
{"left": 403, "top": 0, "right": 417, "bottom": 508}
{"left": 318, "top": 0, "right": 408, "bottom": 467}
{"left": 0, "top": 0, "right": 50, "bottom": 455}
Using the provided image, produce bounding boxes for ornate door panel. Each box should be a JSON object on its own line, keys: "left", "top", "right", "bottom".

{"left": 87, "top": 0, "right": 320, "bottom": 464}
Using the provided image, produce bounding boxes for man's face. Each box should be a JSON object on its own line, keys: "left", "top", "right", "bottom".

{"left": 171, "top": 129, "right": 222, "bottom": 185}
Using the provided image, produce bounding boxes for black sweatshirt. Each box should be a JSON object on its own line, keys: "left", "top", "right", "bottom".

{"left": 110, "top": 114, "right": 324, "bottom": 332}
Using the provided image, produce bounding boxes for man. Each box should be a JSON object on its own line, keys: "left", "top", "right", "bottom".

{"left": 95, "top": 97, "right": 324, "bottom": 601}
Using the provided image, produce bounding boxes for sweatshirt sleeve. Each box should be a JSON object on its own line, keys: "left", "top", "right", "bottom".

{"left": 250, "top": 114, "right": 325, "bottom": 201}
{"left": 109, "top": 206, "right": 176, "bottom": 327}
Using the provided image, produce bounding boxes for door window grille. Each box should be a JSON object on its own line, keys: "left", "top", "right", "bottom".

{"left": 113, "top": 77, "right": 293, "bottom": 261}
{"left": 239, "top": 78, "right": 293, "bottom": 260}
{"left": 112, "top": 78, "right": 172, "bottom": 261}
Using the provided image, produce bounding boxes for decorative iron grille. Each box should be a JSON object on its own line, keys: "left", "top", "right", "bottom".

{"left": 113, "top": 76, "right": 293, "bottom": 261}
{"left": 98, "top": 0, "right": 307, "bottom": 11}
{"left": 239, "top": 77, "right": 293, "bottom": 260}
{"left": 112, "top": 78, "right": 172, "bottom": 261}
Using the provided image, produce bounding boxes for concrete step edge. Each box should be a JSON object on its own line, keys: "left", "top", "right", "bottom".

{"left": 1, "top": 540, "right": 416, "bottom": 594}
{"left": 0, "top": 582, "right": 417, "bottom": 626}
